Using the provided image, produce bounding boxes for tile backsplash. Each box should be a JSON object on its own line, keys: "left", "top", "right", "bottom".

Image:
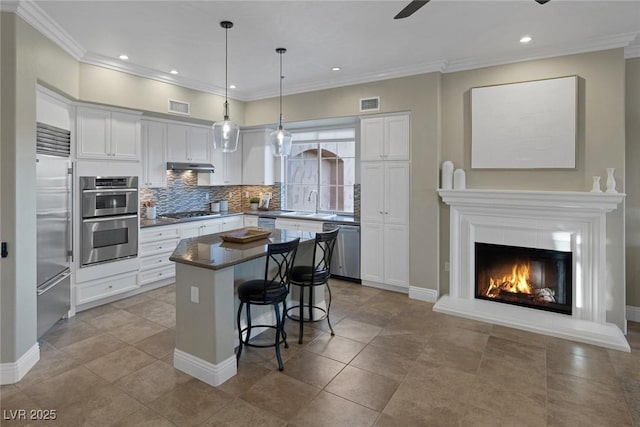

{"left": 140, "top": 171, "right": 281, "bottom": 214}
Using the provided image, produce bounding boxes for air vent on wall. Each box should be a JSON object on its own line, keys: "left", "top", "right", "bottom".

{"left": 168, "top": 99, "right": 191, "bottom": 116}
{"left": 360, "top": 96, "right": 380, "bottom": 112}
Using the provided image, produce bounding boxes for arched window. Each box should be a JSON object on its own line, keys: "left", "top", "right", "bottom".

{"left": 284, "top": 127, "right": 355, "bottom": 213}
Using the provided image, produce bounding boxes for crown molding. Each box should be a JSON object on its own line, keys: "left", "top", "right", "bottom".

{"left": 13, "top": 0, "right": 85, "bottom": 59}
{"left": 80, "top": 52, "right": 237, "bottom": 100}
{"left": 445, "top": 31, "right": 639, "bottom": 73}
{"left": 0, "top": 1, "right": 19, "bottom": 13}
{"left": 625, "top": 43, "right": 640, "bottom": 59}
{"left": 247, "top": 59, "right": 448, "bottom": 101}
{"left": 7, "top": 1, "right": 640, "bottom": 100}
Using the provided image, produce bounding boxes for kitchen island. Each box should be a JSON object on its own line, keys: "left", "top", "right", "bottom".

{"left": 169, "top": 227, "right": 316, "bottom": 386}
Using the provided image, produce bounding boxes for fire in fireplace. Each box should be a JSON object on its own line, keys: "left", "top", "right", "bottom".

{"left": 475, "top": 243, "right": 572, "bottom": 315}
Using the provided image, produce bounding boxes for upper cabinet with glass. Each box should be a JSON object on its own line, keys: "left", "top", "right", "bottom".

{"left": 360, "top": 113, "right": 410, "bottom": 161}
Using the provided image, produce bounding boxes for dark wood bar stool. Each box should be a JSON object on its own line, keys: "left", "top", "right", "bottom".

{"left": 286, "top": 228, "right": 339, "bottom": 344}
{"left": 236, "top": 238, "right": 300, "bottom": 371}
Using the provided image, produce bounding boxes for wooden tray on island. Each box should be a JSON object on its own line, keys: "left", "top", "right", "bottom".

{"left": 220, "top": 227, "right": 272, "bottom": 243}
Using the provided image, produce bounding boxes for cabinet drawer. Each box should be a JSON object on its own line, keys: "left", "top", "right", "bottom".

{"left": 275, "top": 218, "right": 325, "bottom": 233}
{"left": 140, "top": 239, "right": 179, "bottom": 256}
{"left": 139, "top": 265, "right": 175, "bottom": 286}
{"left": 140, "top": 252, "right": 174, "bottom": 271}
{"left": 76, "top": 273, "right": 138, "bottom": 305}
{"left": 140, "top": 226, "right": 180, "bottom": 243}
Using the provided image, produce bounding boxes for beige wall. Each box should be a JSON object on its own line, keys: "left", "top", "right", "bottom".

{"left": 440, "top": 49, "right": 627, "bottom": 328}
{"left": 626, "top": 57, "right": 640, "bottom": 308}
{"left": 1, "top": 13, "right": 79, "bottom": 363}
{"left": 246, "top": 74, "right": 442, "bottom": 292}
{"left": 79, "top": 64, "right": 245, "bottom": 124}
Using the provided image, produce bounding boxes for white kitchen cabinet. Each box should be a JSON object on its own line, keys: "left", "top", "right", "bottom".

{"left": 360, "top": 160, "right": 410, "bottom": 289}
{"left": 383, "top": 223, "right": 410, "bottom": 287}
{"left": 167, "top": 123, "right": 212, "bottom": 163}
{"left": 360, "top": 113, "right": 410, "bottom": 161}
{"left": 76, "top": 105, "right": 141, "bottom": 161}
{"left": 242, "top": 129, "right": 274, "bottom": 185}
{"left": 141, "top": 119, "right": 167, "bottom": 187}
{"left": 360, "top": 222, "right": 384, "bottom": 283}
{"left": 244, "top": 215, "right": 259, "bottom": 227}
{"left": 138, "top": 225, "right": 180, "bottom": 286}
{"left": 180, "top": 218, "right": 222, "bottom": 238}
{"left": 76, "top": 272, "right": 138, "bottom": 306}
{"left": 275, "top": 218, "right": 325, "bottom": 233}
{"left": 360, "top": 162, "right": 409, "bottom": 224}
{"left": 221, "top": 215, "right": 243, "bottom": 231}
{"left": 198, "top": 143, "right": 243, "bottom": 186}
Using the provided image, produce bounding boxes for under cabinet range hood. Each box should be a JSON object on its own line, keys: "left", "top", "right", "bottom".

{"left": 166, "top": 162, "right": 215, "bottom": 172}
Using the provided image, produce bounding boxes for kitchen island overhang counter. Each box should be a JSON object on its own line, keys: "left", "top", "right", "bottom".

{"left": 169, "top": 228, "right": 317, "bottom": 386}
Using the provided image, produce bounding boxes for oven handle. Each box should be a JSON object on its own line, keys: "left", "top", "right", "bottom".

{"left": 82, "top": 214, "right": 138, "bottom": 223}
{"left": 82, "top": 188, "right": 137, "bottom": 193}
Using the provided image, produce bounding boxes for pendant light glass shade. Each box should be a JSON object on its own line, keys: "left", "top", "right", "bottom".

{"left": 269, "top": 47, "right": 292, "bottom": 157}
{"left": 212, "top": 21, "right": 239, "bottom": 153}
{"left": 269, "top": 126, "right": 292, "bottom": 157}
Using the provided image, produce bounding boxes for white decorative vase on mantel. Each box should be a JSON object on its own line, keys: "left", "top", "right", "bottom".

{"left": 606, "top": 168, "right": 617, "bottom": 194}
{"left": 591, "top": 176, "right": 602, "bottom": 193}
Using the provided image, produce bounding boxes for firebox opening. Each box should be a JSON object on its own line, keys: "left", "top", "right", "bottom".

{"left": 475, "top": 243, "right": 572, "bottom": 315}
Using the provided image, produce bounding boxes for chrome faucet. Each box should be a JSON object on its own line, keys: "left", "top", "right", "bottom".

{"left": 308, "top": 189, "right": 319, "bottom": 213}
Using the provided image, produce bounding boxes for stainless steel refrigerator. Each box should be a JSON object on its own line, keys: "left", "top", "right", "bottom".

{"left": 36, "top": 122, "right": 72, "bottom": 338}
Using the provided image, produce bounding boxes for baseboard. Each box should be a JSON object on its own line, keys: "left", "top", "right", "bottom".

{"left": 627, "top": 305, "right": 640, "bottom": 323}
{"left": 173, "top": 348, "right": 237, "bottom": 387}
{"left": 409, "top": 286, "right": 438, "bottom": 303}
{"left": 361, "top": 280, "right": 409, "bottom": 294}
{"left": 0, "top": 342, "right": 40, "bottom": 385}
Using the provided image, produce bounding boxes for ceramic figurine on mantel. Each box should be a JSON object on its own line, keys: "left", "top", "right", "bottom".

{"left": 606, "top": 168, "right": 618, "bottom": 194}
{"left": 441, "top": 161, "right": 454, "bottom": 190}
{"left": 591, "top": 176, "right": 602, "bottom": 193}
{"left": 453, "top": 169, "right": 466, "bottom": 190}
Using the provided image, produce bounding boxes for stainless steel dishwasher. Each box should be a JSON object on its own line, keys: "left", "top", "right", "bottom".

{"left": 323, "top": 222, "right": 361, "bottom": 283}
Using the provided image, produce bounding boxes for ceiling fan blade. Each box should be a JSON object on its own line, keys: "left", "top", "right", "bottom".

{"left": 394, "top": 0, "right": 430, "bottom": 20}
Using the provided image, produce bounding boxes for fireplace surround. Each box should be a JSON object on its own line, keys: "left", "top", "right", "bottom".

{"left": 436, "top": 189, "right": 629, "bottom": 351}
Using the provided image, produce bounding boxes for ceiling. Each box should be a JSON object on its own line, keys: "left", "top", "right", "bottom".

{"left": 16, "top": 1, "right": 640, "bottom": 101}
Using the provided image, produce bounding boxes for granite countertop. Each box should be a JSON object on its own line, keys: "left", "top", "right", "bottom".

{"left": 141, "top": 210, "right": 359, "bottom": 228}
{"left": 243, "top": 210, "right": 360, "bottom": 225}
{"left": 140, "top": 211, "right": 244, "bottom": 228}
{"left": 169, "top": 227, "right": 315, "bottom": 270}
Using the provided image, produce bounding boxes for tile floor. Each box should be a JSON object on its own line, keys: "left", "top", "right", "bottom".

{"left": 1, "top": 280, "right": 639, "bottom": 426}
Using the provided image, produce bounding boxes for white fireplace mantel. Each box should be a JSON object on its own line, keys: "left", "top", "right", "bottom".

{"left": 436, "top": 188, "right": 629, "bottom": 351}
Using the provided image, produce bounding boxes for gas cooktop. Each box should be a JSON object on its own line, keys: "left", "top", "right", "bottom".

{"left": 159, "top": 211, "right": 221, "bottom": 221}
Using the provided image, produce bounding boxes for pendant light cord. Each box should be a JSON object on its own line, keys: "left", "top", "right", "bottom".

{"left": 224, "top": 24, "right": 229, "bottom": 120}
{"left": 279, "top": 51, "right": 283, "bottom": 128}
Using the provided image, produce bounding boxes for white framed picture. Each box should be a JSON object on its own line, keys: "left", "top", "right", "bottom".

{"left": 471, "top": 75, "right": 577, "bottom": 169}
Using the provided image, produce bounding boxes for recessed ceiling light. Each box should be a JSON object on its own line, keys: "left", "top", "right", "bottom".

{"left": 229, "top": 84, "right": 236, "bottom": 89}
{"left": 170, "top": 69, "right": 178, "bottom": 75}
{"left": 331, "top": 67, "right": 341, "bottom": 71}
{"left": 520, "top": 35, "right": 532, "bottom": 44}
{"left": 119, "top": 54, "right": 128, "bottom": 60}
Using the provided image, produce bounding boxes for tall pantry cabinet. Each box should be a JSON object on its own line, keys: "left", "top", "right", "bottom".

{"left": 360, "top": 113, "right": 410, "bottom": 290}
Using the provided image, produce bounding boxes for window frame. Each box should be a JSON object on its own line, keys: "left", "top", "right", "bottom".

{"left": 283, "top": 125, "right": 356, "bottom": 215}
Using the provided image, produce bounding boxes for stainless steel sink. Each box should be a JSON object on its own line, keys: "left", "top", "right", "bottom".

{"left": 280, "top": 211, "right": 337, "bottom": 220}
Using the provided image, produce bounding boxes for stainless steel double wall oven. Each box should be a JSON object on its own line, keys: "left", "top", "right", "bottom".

{"left": 80, "top": 176, "right": 138, "bottom": 266}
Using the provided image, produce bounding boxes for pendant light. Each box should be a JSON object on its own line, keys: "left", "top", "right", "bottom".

{"left": 212, "top": 21, "right": 239, "bottom": 153}
{"left": 269, "top": 48, "right": 293, "bottom": 157}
